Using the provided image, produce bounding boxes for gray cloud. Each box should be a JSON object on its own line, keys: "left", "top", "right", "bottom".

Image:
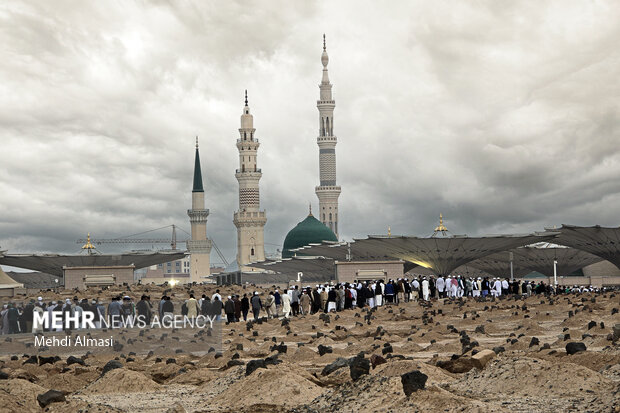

{"left": 1, "top": 1, "right": 620, "bottom": 268}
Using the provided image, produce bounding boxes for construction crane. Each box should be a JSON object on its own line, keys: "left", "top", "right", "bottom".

{"left": 76, "top": 225, "right": 230, "bottom": 267}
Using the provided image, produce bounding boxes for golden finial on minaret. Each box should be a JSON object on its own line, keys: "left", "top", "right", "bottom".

{"left": 434, "top": 213, "right": 448, "bottom": 233}
{"left": 81, "top": 233, "right": 96, "bottom": 254}
{"left": 195, "top": 136, "right": 199, "bottom": 149}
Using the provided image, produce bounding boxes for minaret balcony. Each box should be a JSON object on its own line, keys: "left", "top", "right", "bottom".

{"left": 236, "top": 138, "right": 260, "bottom": 144}
{"left": 235, "top": 168, "right": 261, "bottom": 174}
{"left": 315, "top": 185, "right": 342, "bottom": 194}
{"left": 317, "top": 136, "right": 338, "bottom": 143}
{"left": 187, "top": 209, "right": 210, "bottom": 222}
{"left": 233, "top": 210, "right": 267, "bottom": 226}
{"left": 187, "top": 239, "right": 212, "bottom": 253}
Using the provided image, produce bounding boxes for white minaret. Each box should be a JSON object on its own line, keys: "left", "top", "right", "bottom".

{"left": 233, "top": 91, "right": 267, "bottom": 270}
{"left": 315, "top": 35, "right": 341, "bottom": 237}
{"left": 187, "top": 138, "right": 212, "bottom": 283}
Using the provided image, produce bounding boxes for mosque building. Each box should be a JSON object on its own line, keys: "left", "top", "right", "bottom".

{"left": 282, "top": 206, "right": 338, "bottom": 259}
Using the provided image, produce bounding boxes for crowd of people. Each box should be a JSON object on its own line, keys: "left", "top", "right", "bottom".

{"left": 0, "top": 277, "right": 608, "bottom": 335}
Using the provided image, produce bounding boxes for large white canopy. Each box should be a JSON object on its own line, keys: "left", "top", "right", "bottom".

{"left": 548, "top": 225, "right": 620, "bottom": 271}
{"left": 0, "top": 251, "right": 186, "bottom": 277}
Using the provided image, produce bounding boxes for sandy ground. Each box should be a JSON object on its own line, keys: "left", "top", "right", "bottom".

{"left": 0, "top": 284, "right": 619, "bottom": 412}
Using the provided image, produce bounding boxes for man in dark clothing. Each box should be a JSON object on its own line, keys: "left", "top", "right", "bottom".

{"left": 291, "top": 286, "right": 300, "bottom": 316}
{"left": 211, "top": 296, "right": 223, "bottom": 321}
{"left": 22, "top": 301, "right": 34, "bottom": 333}
{"left": 344, "top": 283, "right": 353, "bottom": 309}
{"left": 375, "top": 281, "right": 383, "bottom": 306}
{"left": 161, "top": 296, "right": 174, "bottom": 322}
{"left": 241, "top": 294, "right": 250, "bottom": 321}
{"left": 7, "top": 304, "right": 19, "bottom": 334}
{"left": 136, "top": 295, "right": 152, "bottom": 324}
{"left": 250, "top": 292, "right": 262, "bottom": 321}
{"left": 327, "top": 288, "right": 338, "bottom": 312}
{"left": 482, "top": 278, "right": 490, "bottom": 297}
{"left": 403, "top": 280, "right": 411, "bottom": 302}
{"left": 311, "top": 288, "right": 321, "bottom": 314}
{"left": 201, "top": 297, "right": 212, "bottom": 316}
{"left": 233, "top": 295, "right": 242, "bottom": 322}
{"left": 274, "top": 290, "right": 281, "bottom": 314}
{"left": 224, "top": 296, "right": 235, "bottom": 324}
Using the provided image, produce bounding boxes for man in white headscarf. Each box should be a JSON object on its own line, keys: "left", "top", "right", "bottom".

{"left": 436, "top": 276, "right": 445, "bottom": 298}
{"left": 493, "top": 278, "right": 503, "bottom": 297}
{"left": 472, "top": 278, "right": 481, "bottom": 297}
{"left": 422, "top": 277, "right": 430, "bottom": 301}
{"left": 412, "top": 278, "right": 420, "bottom": 302}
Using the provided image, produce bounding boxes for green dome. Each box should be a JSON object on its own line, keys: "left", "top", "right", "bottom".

{"left": 282, "top": 214, "right": 338, "bottom": 258}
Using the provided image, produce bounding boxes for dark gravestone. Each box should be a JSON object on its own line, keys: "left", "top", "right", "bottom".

{"left": 349, "top": 356, "right": 370, "bottom": 381}
{"left": 318, "top": 345, "right": 333, "bottom": 356}
{"left": 401, "top": 370, "right": 428, "bottom": 396}
{"left": 245, "top": 359, "right": 267, "bottom": 376}
{"left": 321, "top": 358, "right": 350, "bottom": 376}
{"left": 370, "top": 354, "right": 387, "bottom": 369}
{"left": 37, "top": 390, "right": 65, "bottom": 408}
{"left": 382, "top": 345, "right": 393, "bottom": 355}
{"left": 39, "top": 356, "right": 60, "bottom": 366}
{"left": 23, "top": 355, "right": 38, "bottom": 365}
{"left": 101, "top": 360, "right": 123, "bottom": 376}
{"left": 66, "top": 356, "right": 85, "bottom": 366}
{"left": 565, "top": 342, "right": 587, "bottom": 355}
{"left": 492, "top": 346, "right": 505, "bottom": 354}
{"left": 227, "top": 359, "right": 244, "bottom": 368}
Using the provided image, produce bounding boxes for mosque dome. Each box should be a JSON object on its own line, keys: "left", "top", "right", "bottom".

{"left": 282, "top": 213, "right": 338, "bottom": 258}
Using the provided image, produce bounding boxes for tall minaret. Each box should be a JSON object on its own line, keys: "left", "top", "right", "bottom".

{"left": 186, "top": 138, "right": 212, "bottom": 283}
{"left": 315, "top": 34, "right": 341, "bottom": 237}
{"left": 233, "top": 91, "right": 267, "bottom": 270}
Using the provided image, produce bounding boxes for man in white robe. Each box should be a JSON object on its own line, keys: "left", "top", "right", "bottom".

{"left": 493, "top": 278, "right": 503, "bottom": 297}
{"left": 422, "top": 278, "right": 430, "bottom": 301}
{"left": 436, "top": 276, "right": 445, "bottom": 298}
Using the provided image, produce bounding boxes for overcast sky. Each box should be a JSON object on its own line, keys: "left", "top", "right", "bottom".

{"left": 1, "top": 1, "right": 619, "bottom": 268}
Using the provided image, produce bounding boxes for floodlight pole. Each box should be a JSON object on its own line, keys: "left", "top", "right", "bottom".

{"left": 509, "top": 252, "right": 514, "bottom": 281}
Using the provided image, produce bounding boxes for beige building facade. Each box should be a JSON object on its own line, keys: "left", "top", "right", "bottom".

{"left": 63, "top": 265, "right": 134, "bottom": 289}
{"left": 335, "top": 260, "right": 405, "bottom": 284}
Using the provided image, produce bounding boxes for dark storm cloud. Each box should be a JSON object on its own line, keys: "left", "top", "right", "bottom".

{"left": 1, "top": 1, "right": 620, "bottom": 267}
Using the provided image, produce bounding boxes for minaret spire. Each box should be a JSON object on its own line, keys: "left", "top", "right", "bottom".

{"left": 315, "top": 34, "right": 341, "bottom": 238}
{"left": 192, "top": 138, "right": 204, "bottom": 193}
{"left": 244, "top": 89, "right": 248, "bottom": 106}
